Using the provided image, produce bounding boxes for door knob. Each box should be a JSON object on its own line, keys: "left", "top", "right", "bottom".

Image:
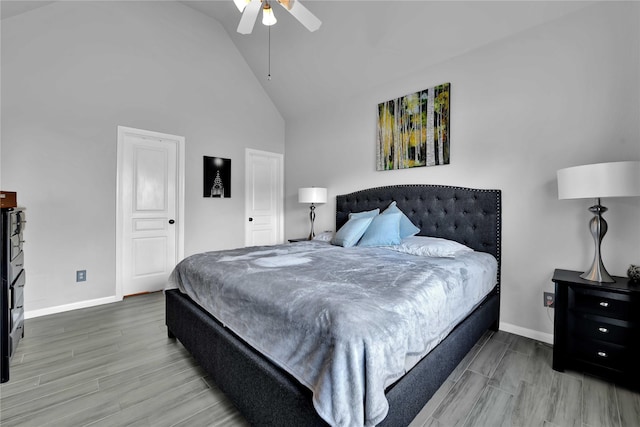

{"left": 169, "top": 219, "right": 175, "bottom": 224}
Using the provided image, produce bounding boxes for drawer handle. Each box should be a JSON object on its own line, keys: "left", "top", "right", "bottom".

{"left": 599, "top": 301, "right": 609, "bottom": 308}
{"left": 598, "top": 327, "right": 609, "bottom": 333}
{"left": 597, "top": 351, "right": 608, "bottom": 358}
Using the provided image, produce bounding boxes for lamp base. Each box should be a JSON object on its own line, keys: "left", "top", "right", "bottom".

{"left": 580, "top": 263, "right": 614, "bottom": 283}
{"left": 581, "top": 200, "right": 615, "bottom": 283}
{"left": 307, "top": 204, "right": 316, "bottom": 240}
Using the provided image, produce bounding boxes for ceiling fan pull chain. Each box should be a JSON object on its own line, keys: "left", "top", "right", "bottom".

{"left": 267, "top": 24, "right": 272, "bottom": 81}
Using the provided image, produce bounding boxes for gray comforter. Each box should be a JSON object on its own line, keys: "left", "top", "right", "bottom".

{"left": 167, "top": 241, "right": 497, "bottom": 427}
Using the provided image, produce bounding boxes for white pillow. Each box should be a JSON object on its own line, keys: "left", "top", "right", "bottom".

{"left": 392, "top": 236, "right": 473, "bottom": 258}
{"left": 313, "top": 231, "right": 334, "bottom": 242}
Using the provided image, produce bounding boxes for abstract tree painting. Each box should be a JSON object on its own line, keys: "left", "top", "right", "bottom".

{"left": 377, "top": 82, "right": 450, "bottom": 171}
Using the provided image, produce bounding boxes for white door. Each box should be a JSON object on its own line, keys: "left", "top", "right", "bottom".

{"left": 245, "top": 149, "right": 284, "bottom": 246}
{"left": 116, "top": 126, "right": 185, "bottom": 297}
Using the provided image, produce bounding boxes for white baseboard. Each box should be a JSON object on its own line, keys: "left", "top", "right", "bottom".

{"left": 24, "top": 295, "right": 122, "bottom": 319}
{"left": 500, "top": 321, "right": 553, "bottom": 345}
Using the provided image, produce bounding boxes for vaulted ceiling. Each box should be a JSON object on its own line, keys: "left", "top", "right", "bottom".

{"left": 183, "top": 1, "right": 593, "bottom": 120}
{"left": 2, "top": 1, "right": 594, "bottom": 120}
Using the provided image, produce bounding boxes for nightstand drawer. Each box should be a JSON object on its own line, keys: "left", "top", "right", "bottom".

{"left": 571, "top": 339, "right": 630, "bottom": 371}
{"left": 570, "top": 316, "right": 634, "bottom": 346}
{"left": 569, "top": 287, "right": 633, "bottom": 320}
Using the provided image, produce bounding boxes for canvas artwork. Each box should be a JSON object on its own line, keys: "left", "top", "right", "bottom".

{"left": 376, "top": 82, "right": 451, "bottom": 171}
{"left": 203, "top": 156, "right": 231, "bottom": 198}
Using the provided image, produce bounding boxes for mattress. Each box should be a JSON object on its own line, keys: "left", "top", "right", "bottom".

{"left": 167, "top": 240, "right": 497, "bottom": 427}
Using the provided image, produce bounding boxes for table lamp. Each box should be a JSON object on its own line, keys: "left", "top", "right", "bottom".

{"left": 298, "top": 187, "right": 327, "bottom": 240}
{"left": 557, "top": 160, "right": 640, "bottom": 282}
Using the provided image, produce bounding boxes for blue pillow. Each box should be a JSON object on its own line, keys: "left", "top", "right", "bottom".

{"left": 381, "top": 201, "right": 420, "bottom": 238}
{"left": 349, "top": 208, "right": 380, "bottom": 220}
{"left": 357, "top": 212, "right": 402, "bottom": 247}
{"left": 331, "top": 216, "right": 374, "bottom": 247}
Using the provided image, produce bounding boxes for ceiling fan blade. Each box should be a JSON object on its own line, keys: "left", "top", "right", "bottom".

{"left": 237, "top": 0, "right": 262, "bottom": 35}
{"left": 278, "top": 0, "right": 294, "bottom": 10}
{"left": 278, "top": 0, "right": 321, "bottom": 32}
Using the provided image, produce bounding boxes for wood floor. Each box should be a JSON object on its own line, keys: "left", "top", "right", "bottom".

{"left": 1, "top": 292, "right": 638, "bottom": 426}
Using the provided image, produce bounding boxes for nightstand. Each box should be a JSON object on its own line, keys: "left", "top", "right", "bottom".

{"left": 287, "top": 238, "right": 309, "bottom": 243}
{"left": 552, "top": 269, "right": 639, "bottom": 387}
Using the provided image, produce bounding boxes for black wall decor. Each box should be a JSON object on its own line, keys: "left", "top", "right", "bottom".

{"left": 203, "top": 156, "right": 231, "bottom": 198}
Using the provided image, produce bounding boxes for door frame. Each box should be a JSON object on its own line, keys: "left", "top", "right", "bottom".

{"left": 115, "top": 126, "right": 185, "bottom": 300}
{"left": 244, "top": 148, "right": 284, "bottom": 246}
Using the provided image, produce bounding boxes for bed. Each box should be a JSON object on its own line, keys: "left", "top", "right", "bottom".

{"left": 165, "top": 184, "right": 501, "bottom": 426}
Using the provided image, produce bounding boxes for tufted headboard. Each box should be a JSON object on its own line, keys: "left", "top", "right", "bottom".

{"left": 336, "top": 184, "right": 501, "bottom": 286}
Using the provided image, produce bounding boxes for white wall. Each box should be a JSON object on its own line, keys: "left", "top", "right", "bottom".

{"left": 285, "top": 2, "right": 640, "bottom": 340}
{"left": 1, "top": 1, "right": 285, "bottom": 313}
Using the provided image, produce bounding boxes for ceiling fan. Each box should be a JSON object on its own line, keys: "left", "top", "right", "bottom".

{"left": 233, "top": 0, "right": 321, "bottom": 35}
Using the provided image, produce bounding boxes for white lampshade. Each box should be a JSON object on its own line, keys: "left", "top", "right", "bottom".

{"left": 262, "top": 4, "right": 277, "bottom": 26}
{"left": 557, "top": 161, "right": 640, "bottom": 200}
{"left": 298, "top": 187, "right": 327, "bottom": 204}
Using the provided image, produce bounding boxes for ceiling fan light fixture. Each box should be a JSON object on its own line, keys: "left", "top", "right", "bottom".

{"left": 262, "top": 3, "right": 277, "bottom": 26}
{"left": 233, "top": 0, "right": 319, "bottom": 35}
{"left": 233, "top": 0, "right": 250, "bottom": 12}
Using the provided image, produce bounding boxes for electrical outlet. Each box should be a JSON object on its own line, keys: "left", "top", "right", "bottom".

{"left": 544, "top": 291, "right": 554, "bottom": 308}
{"left": 76, "top": 270, "right": 86, "bottom": 282}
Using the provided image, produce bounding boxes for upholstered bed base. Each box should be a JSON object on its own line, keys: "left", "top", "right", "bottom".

{"left": 165, "top": 184, "right": 501, "bottom": 426}
{"left": 166, "top": 287, "right": 498, "bottom": 426}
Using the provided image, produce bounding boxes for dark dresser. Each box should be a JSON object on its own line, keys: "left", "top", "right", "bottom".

{"left": 552, "top": 269, "right": 639, "bottom": 387}
{"left": 1, "top": 206, "right": 26, "bottom": 383}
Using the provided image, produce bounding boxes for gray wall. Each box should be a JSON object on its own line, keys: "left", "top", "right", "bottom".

{"left": 2, "top": 1, "right": 639, "bottom": 340}
{"left": 1, "top": 1, "right": 285, "bottom": 313}
{"left": 284, "top": 2, "right": 640, "bottom": 341}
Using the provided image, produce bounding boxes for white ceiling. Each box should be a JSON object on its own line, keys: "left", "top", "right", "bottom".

{"left": 2, "top": 1, "right": 595, "bottom": 120}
